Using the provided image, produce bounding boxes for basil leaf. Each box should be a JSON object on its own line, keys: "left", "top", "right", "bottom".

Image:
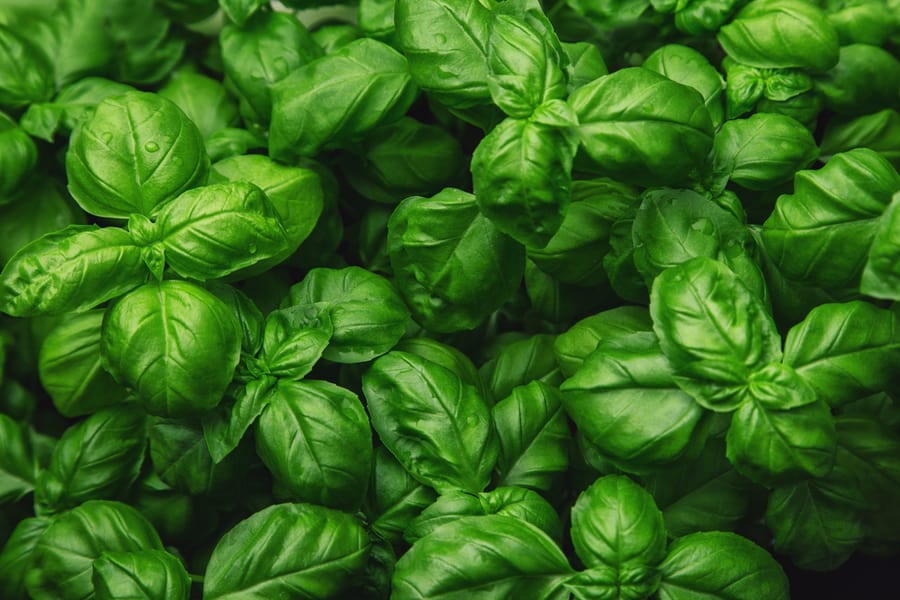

{"left": 643, "top": 44, "right": 725, "bottom": 128}
{"left": 100, "top": 281, "right": 241, "bottom": 417}
{"left": 204, "top": 503, "right": 370, "bottom": 599}
{"left": 364, "top": 447, "right": 438, "bottom": 543}
{"left": 717, "top": 0, "right": 839, "bottom": 71}
{"left": 650, "top": 257, "right": 781, "bottom": 411}
{"left": 209, "top": 155, "right": 324, "bottom": 261}
{"left": 65, "top": 91, "right": 209, "bottom": 219}
{"left": 92, "top": 549, "right": 190, "bottom": 600}
{"left": 861, "top": 191, "right": 900, "bottom": 300}
{"left": 202, "top": 378, "right": 277, "bottom": 464}
{"left": 569, "top": 67, "right": 714, "bottom": 186}
{"left": 26, "top": 501, "right": 163, "bottom": 600}
{"left": 0, "top": 225, "right": 147, "bottom": 317}
{"left": 405, "top": 487, "right": 563, "bottom": 545}
{"left": 726, "top": 398, "right": 836, "bottom": 486}
{"left": 270, "top": 38, "right": 417, "bottom": 161}
{"left": 471, "top": 116, "right": 576, "bottom": 248}
{"left": 0, "top": 24, "right": 54, "bottom": 110}
{"left": 643, "top": 437, "right": 757, "bottom": 538}
{"left": 493, "top": 381, "right": 571, "bottom": 492}
{"left": 784, "top": 301, "right": 900, "bottom": 406}
{"left": 388, "top": 188, "right": 525, "bottom": 333}
{"left": 761, "top": 148, "right": 900, "bottom": 289}
{"left": 256, "top": 380, "right": 373, "bottom": 511}
{"left": 220, "top": 10, "right": 322, "bottom": 125}
{"left": 363, "top": 351, "right": 498, "bottom": 494}
{"left": 0, "top": 413, "right": 36, "bottom": 505}
{"left": 657, "top": 531, "right": 789, "bottom": 600}
{"left": 393, "top": 515, "right": 573, "bottom": 600}
{"left": 571, "top": 475, "right": 667, "bottom": 571}
{"left": 38, "top": 310, "right": 125, "bottom": 417}
{"left": 486, "top": 7, "right": 567, "bottom": 118}
{"left": 561, "top": 332, "right": 709, "bottom": 473}
{"left": 150, "top": 182, "right": 291, "bottom": 281}
{"left": 283, "top": 266, "right": 409, "bottom": 363}
{"left": 0, "top": 517, "right": 50, "bottom": 600}
{"left": 394, "top": 0, "right": 492, "bottom": 109}
{"left": 34, "top": 405, "right": 147, "bottom": 515}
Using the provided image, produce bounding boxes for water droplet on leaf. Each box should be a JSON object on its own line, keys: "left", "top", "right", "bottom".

{"left": 144, "top": 141, "right": 160, "bottom": 153}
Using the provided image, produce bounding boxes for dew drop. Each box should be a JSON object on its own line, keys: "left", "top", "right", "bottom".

{"left": 248, "top": 244, "right": 258, "bottom": 255}
{"left": 144, "top": 141, "right": 160, "bottom": 153}
{"left": 100, "top": 132, "right": 113, "bottom": 143}
{"left": 434, "top": 33, "right": 448, "bottom": 45}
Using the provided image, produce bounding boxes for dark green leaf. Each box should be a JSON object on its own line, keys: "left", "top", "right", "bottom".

{"left": 100, "top": 281, "right": 241, "bottom": 417}
{"left": 363, "top": 351, "right": 497, "bottom": 494}
{"left": 204, "top": 503, "right": 370, "bottom": 600}
{"left": 35, "top": 405, "right": 147, "bottom": 515}
{"left": 256, "top": 380, "right": 373, "bottom": 511}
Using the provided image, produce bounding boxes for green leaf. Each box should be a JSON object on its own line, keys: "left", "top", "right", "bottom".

{"left": 650, "top": 257, "right": 781, "bottom": 411}
{"left": 100, "top": 281, "right": 241, "bottom": 417}
{"left": 209, "top": 154, "right": 324, "bottom": 259}
{"left": 150, "top": 416, "right": 248, "bottom": 496}
{"left": 632, "top": 188, "right": 766, "bottom": 300}
{"left": 471, "top": 117, "right": 576, "bottom": 248}
{"left": 25, "top": 501, "right": 163, "bottom": 600}
{"left": 493, "top": 381, "right": 570, "bottom": 492}
{"left": 201, "top": 378, "right": 277, "bottom": 464}
{"left": 0, "top": 413, "right": 36, "bottom": 505}
{"left": 341, "top": 117, "right": 464, "bottom": 204}
{"left": 38, "top": 310, "right": 125, "bottom": 417}
{"left": 561, "top": 333, "right": 708, "bottom": 473}
{"left": 204, "top": 503, "right": 370, "bottom": 600}
{"left": 363, "top": 351, "right": 498, "bottom": 494}
{"left": 486, "top": 7, "right": 567, "bottom": 118}
{"left": 34, "top": 405, "right": 147, "bottom": 515}
{"left": 283, "top": 266, "right": 410, "bottom": 363}
{"left": 565, "top": 564, "right": 661, "bottom": 600}
{"left": 92, "top": 549, "right": 190, "bottom": 600}
{"left": 0, "top": 517, "right": 50, "bottom": 600}
{"left": 783, "top": 301, "right": 900, "bottom": 406}
{"left": 150, "top": 182, "right": 291, "bottom": 281}
{"left": 569, "top": 67, "right": 714, "bottom": 187}
{"left": 480, "top": 334, "right": 562, "bottom": 403}
{"left": 364, "top": 447, "right": 438, "bottom": 543}
{"left": 220, "top": 10, "right": 322, "bottom": 125}
{"left": 717, "top": 0, "right": 839, "bottom": 71}
{"left": 394, "top": 0, "right": 492, "bottom": 109}
{"left": 0, "top": 24, "right": 54, "bottom": 110}
{"left": 387, "top": 188, "right": 525, "bottom": 333}
{"left": 761, "top": 148, "right": 900, "bottom": 289}
{"left": 270, "top": 38, "right": 417, "bottom": 161}
{"left": 861, "top": 192, "right": 900, "bottom": 300}
{"left": 766, "top": 480, "right": 864, "bottom": 571}
{"left": 571, "top": 475, "right": 667, "bottom": 571}
{"left": 158, "top": 71, "right": 238, "bottom": 140}
{"left": 643, "top": 44, "right": 724, "bottom": 127}
{"left": 553, "top": 306, "right": 652, "bottom": 378}
{"left": 657, "top": 531, "right": 789, "bottom": 600}
{"left": 643, "top": 438, "right": 757, "bottom": 538}
{"left": 405, "top": 486, "right": 563, "bottom": 544}
{"left": 0, "top": 112, "right": 37, "bottom": 198}
{"left": 256, "top": 380, "right": 373, "bottom": 511}
{"left": 259, "top": 305, "right": 332, "bottom": 379}
{"left": 711, "top": 113, "right": 818, "bottom": 191}
{"left": 0, "top": 225, "right": 147, "bottom": 317}
{"left": 65, "top": 91, "right": 209, "bottom": 219}
{"left": 726, "top": 398, "right": 836, "bottom": 486}
{"left": 392, "top": 515, "right": 573, "bottom": 600}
